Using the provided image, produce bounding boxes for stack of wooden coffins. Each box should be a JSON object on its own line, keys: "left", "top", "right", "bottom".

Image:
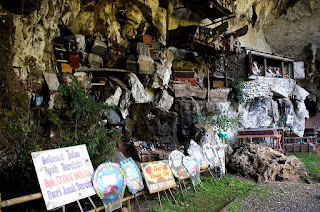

{"left": 53, "top": 35, "right": 108, "bottom": 73}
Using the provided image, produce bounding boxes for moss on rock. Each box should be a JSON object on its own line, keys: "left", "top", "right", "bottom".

{"left": 0, "top": 14, "right": 29, "bottom": 169}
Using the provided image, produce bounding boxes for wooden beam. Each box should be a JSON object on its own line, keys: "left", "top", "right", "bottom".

{"left": 247, "top": 50, "right": 294, "bottom": 62}
{"left": 86, "top": 192, "right": 144, "bottom": 212}
{"left": 75, "top": 68, "right": 135, "bottom": 73}
{"left": 0, "top": 193, "right": 42, "bottom": 208}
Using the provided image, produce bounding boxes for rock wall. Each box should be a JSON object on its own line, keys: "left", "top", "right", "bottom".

{"left": 219, "top": 0, "right": 320, "bottom": 115}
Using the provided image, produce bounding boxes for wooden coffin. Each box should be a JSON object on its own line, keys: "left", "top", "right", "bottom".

{"left": 174, "top": 77, "right": 196, "bottom": 86}
{"left": 139, "top": 58, "right": 153, "bottom": 74}
{"left": 174, "top": 82, "right": 207, "bottom": 99}
{"left": 60, "top": 63, "right": 73, "bottom": 73}
{"left": 126, "top": 55, "right": 138, "bottom": 71}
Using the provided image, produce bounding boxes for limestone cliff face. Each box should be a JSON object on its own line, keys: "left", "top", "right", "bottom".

{"left": 8, "top": 0, "right": 201, "bottom": 86}
{"left": 224, "top": 0, "right": 320, "bottom": 114}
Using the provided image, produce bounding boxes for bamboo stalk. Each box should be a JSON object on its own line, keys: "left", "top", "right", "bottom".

{"left": 0, "top": 192, "right": 42, "bottom": 208}
{"left": 86, "top": 192, "right": 143, "bottom": 212}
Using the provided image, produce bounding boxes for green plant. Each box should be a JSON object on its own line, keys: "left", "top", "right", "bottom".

{"left": 58, "top": 83, "right": 107, "bottom": 125}
{"left": 228, "top": 80, "right": 248, "bottom": 105}
{"left": 58, "top": 82, "right": 121, "bottom": 166}
{"left": 149, "top": 176, "right": 255, "bottom": 212}
{"left": 194, "top": 109, "right": 240, "bottom": 132}
{"left": 17, "top": 144, "right": 43, "bottom": 193}
{"left": 46, "top": 109, "right": 62, "bottom": 128}
{"left": 292, "top": 154, "right": 320, "bottom": 178}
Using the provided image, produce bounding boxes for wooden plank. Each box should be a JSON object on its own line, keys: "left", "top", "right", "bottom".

{"left": 247, "top": 50, "right": 294, "bottom": 62}
{"left": 108, "top": 76, "right": 127, "bottom": 87}
{"left": 263, "top": 58, "right": 267, "bottom": 76}
{"left": 236, "top": 135, "right": 282, "bottom": 139}
{"left": 75, "top": 68, "right": 134, "bottom": 73}
{"left": 91, "top": 83, "right": 106, "bottom": 86}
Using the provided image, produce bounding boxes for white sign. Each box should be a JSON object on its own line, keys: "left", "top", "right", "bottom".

{"left": 32, "top": 145, "right": 95, "bottom": 210}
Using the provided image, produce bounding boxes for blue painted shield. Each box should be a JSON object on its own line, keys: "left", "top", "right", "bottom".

{"left": 182, "top": 156, "right": 201, "bottom": 186}
{"left": 92, "top": 162, "right": 126, "bottom": 204}
{"left": 120, "top": 157, "right": 144, "bottom": 194}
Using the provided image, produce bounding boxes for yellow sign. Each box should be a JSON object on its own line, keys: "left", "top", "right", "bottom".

{"left": 141, "top": 160, "right": 176, "bottom": 193}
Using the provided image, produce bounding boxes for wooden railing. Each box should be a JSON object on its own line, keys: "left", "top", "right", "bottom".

{"left": 284, "top": 136, "right": 317, "bottom": 144}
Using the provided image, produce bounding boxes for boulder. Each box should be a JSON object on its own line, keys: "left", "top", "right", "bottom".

{"left": 293, "top": 84, "right": 309, "bottom": 102}
{"left": 73, "top": 72, "right": 92, "bottom": 91}
{"left": 156, "top": 90, "right": 174, "bottom": 111}
{"left": 105, "top": 110, "right": 121, "bottom": 125}
{"left": 229, "top": 144, "right": 309, "bottom": 182}
{"left": 178, "top": 98, "right": 200, "bottom": 140}
{"left": 151, "top": 49, "right": 173, "bottom": 89}
{"left": 88, "top": 53, "right": 103, "bottom": 67}
{"left": 119, "top": 87, "right": 131, "bottom": 119}
{"left": 132, "top": 104, "right": 178, "bottom": 151}
{"left": 48, "top": 92, "right": 64, "bottom": 110}
{"left": 126, "top": 73, "right": 148, "bottom": 103}
{"left": 92, "top": 39, "right": 108, "bottom": 56}
{"left": 105, "top": 86, "right": 122, "bottom": 106}
{"left": 194, "top": 123, "right": 217, "bottom": 146}
{"left": 60, "top": 74, "right": 75, "bottom": 86}
{"left": 239, "top": 97, "right": 273, "bottom": 129}
{"left": 278, "top": 98, "right": 295, "bottom": 128}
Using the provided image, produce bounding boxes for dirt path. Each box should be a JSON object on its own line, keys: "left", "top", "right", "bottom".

{"left": 229, "top": 182, "right": 320, "bottom": 212}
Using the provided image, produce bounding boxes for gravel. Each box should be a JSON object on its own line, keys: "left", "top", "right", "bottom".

{"left": 233, "top": 182, "right": 320, "bottom": 212}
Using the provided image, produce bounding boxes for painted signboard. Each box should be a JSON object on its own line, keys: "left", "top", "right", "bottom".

{"left": 187, "top": 140, "right": 209, "bottom": 170}
{"left": 203, "top": 144, "right": 220, "bottom": 168}
{"left": 217, "top": 145, "right": 226, "bottom": 175}
{"left": 92, "top": 162, "right": 126, "bottom": 204}
{"left": 141, "top": 160, "right": 176, "bottom": 194}
{"left": 31, "top": 145, "right": 95, "bottom": 210}
{"left": 182, "top": 156, "right": 201, "bottom": 186}
{"left": 168, "top": 150, "right": 189, "bottom": 180}
{"left": 120, "top": 158, "right": 144, "bottom": 194}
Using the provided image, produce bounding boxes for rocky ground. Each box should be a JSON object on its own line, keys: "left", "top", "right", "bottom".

{"left": 229, "top": 182, "right": 320, "bottom": 212}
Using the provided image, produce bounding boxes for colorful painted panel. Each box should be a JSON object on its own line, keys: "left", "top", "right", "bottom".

{"left": 168, "top": 150, "right": 189, "bottom": 180}
{"left": 203, "top": 144, "right": 220, "bottom": 168}
{"left": 120, "top": 158, "right": 144, "bottom": 194}
{"left": 187, "top": 140, "right": 209, "bottom": 170}
{"left": 92, "top": 162, "right": 126, "bottom": 204}
{"left": 141, "top": 160, "right": 176, "bottom": 194}
{"left": 182, "top": 156, "right": 201, "bottom": 186}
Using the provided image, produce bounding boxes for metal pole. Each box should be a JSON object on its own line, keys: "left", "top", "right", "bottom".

{"left": 142, "top": 191, "right": 151, "bottom": 209}
{"left": 164, "top": 190, "right": 172, "bottom": 205}
{"left": 76, "top": 200, "right": 84, "bottom": 212}
{"left": 134, "top": 194, "right": 142, "bottom": 212}
{"left": 88, "top": 197, "right": 98, "bottom": 212}
{"left": 168, "top": 189, "right": 177, "bottom": 204}
{"left": 157, "top": 192, "right": 162, "bottom": 210}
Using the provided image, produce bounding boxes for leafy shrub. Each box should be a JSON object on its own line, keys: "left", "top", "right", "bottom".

{"left": 194, "top": 109, "right": 240, "bottom": 132}
{"left": 228, "top": 80, "right": 248, "bottom": 105}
